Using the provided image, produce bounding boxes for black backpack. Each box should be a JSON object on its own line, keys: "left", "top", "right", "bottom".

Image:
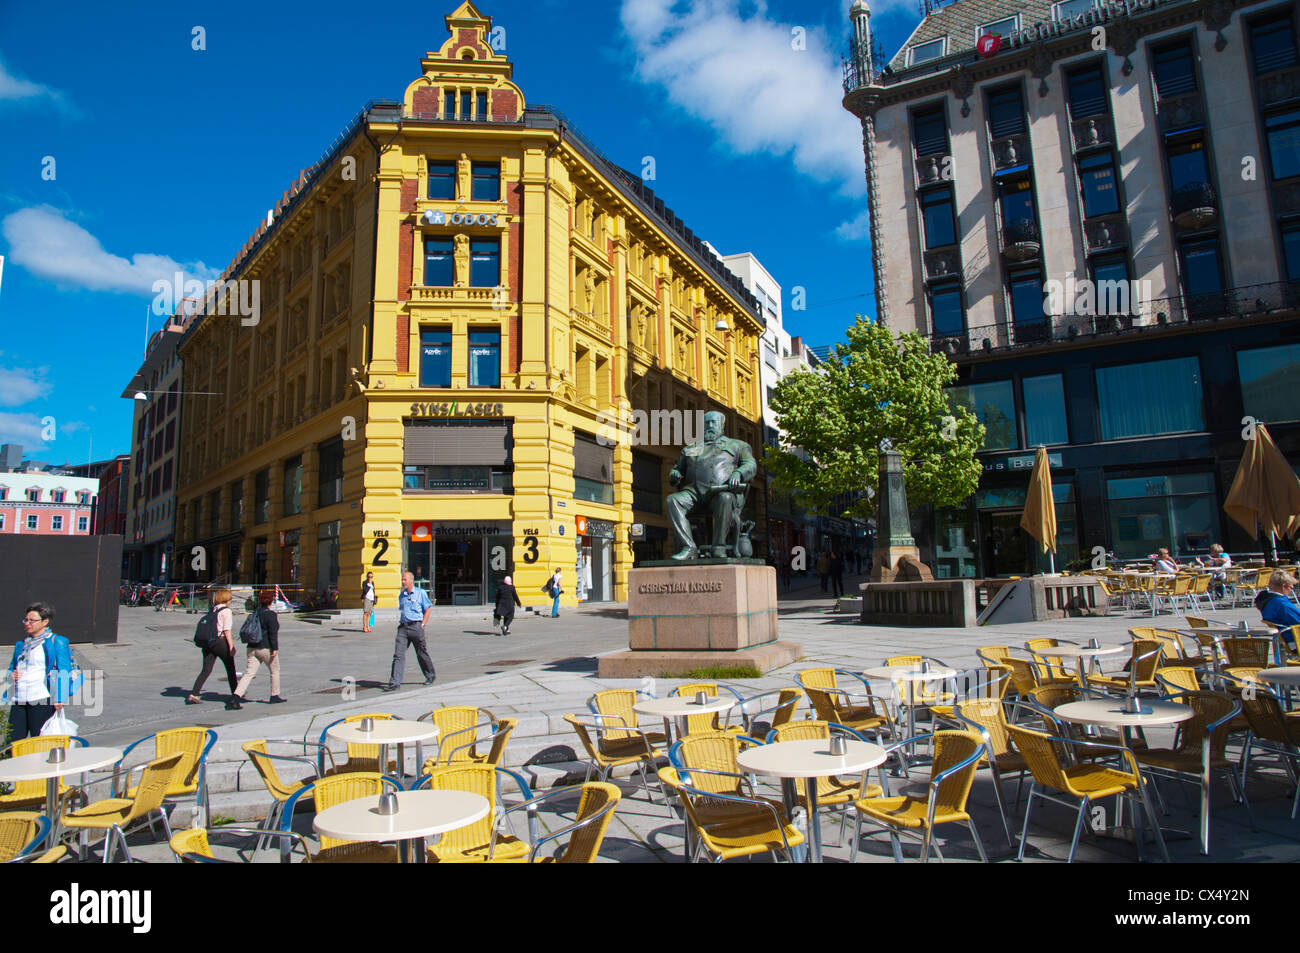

{"left": 240, "top": 610, "right": 266, "bottom": 646}
{"left": 193, "top": 608, "right": 220, "bottom": 647}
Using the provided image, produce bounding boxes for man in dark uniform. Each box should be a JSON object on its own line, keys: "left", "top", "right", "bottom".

{"left": 667, "top": 411, "right": 758, "bottom": 559}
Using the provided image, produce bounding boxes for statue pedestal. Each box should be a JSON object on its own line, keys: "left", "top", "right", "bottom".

{"left": 597, "top": 564, "right": 800, "bottom": 678}
{"left": 870, "top": 545, "right": 934, "bottom": 583}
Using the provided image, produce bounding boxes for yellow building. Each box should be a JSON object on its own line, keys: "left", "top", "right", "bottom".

{"left": 174, "top": 1, "right": 766, "bottom": 609}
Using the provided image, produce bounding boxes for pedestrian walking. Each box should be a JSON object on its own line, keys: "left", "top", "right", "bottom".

{"left": 231, "top": 588, "right": 284, "bottom": 707}
{"left": 7, "top": 603, "right": 73, "bottom": 741}
{"left": 830, "top": 551, "right": 845, "bottom": 598}
{"left": 384, "top": 570, "right": 436, "bottom": 691}
{"left": 187, "top": 587, "right": 238, "bottom": 707}
{"left": 361, "top": 572, "right": 377, "bottom": 633}
{"left": 494, "top": 575, "right": 523, "bottom": 635}
{"left": 817, "top": 552, "right": 830, "bottom": 592}
{"left": 779, "top": 555, "right": 792, "bottom": 590}
{"left": 545, "top": 569, "right": 564, "bottom": 618}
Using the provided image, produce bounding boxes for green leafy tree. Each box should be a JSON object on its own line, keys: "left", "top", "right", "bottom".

{"left": 765, "top": 317, "right": 983, "bottom": 518}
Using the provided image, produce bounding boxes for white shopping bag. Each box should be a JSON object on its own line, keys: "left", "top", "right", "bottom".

{"left": 40, "top": 710, "right": 79, "bottom": 737}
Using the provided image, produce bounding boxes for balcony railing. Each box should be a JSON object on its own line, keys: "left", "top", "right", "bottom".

{"left": 1170, "top": 181, "right": 1217, "bottom": 229}
{"left": 928, "top": 281, "right": 1300, "bottom": 357}
{"left": 991, "top": 134, "right": 1030, "bottom": 172}
{"left": 1001, "top": 218, "right": 1041, "bottom": 261}
{"left": 1070, "top": 115, "right": 1114, "bottom": 152}
{"left": 1257, "top": 64, "right": 1300, "bottom": 108}
{"left": 923, "top": 246, "right": 962, "bottom": 281}
{"left": 1156, "top": 92, "right": 1204, "bottom": 134}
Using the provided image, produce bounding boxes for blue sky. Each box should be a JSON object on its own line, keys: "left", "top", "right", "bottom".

{"left": 0, "top": 0, "right": 925, "bottom": 462}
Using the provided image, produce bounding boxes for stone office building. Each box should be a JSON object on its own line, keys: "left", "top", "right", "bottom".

{"left": 173, "top": 2, "right": 766, "bottom": 608}
{"left": 843, "top": 0, "right": 1300, "bottom": 576}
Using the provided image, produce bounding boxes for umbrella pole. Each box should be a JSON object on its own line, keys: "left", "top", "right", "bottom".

{"left": 1049, "top": 551, "right": 1055, "bottom": 575}
{"left": 1271, "top": 532, "right": 1278, "bottom": 565}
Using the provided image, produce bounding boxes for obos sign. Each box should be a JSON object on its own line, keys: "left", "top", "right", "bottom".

{"left": 421, "top": 209, "right": 500, "bottom": 226}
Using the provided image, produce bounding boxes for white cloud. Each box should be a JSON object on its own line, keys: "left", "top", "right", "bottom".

{"left": 0, "top": 366, "right": 52, "bottom": 406}
{"left": 0, "top": 412, "right": 51, "bottom": 451}
{"left": 1, "top": 206, "right": 220, "bottom": 296}
{"left": 835, "top": 208, "right": 871, "bottom": 242}
{"left": 0, "top": 57, "right": 75, "bottom": 114}
{"left": 60, "top": 420, "right": 89, "bottom": 435}
{"left": 620, "top": 0, "right": 865, "bottom": 198}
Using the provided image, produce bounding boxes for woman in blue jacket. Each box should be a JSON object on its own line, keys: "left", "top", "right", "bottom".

{"left": 8, "top": 603, "right": 73, "bottom": 741}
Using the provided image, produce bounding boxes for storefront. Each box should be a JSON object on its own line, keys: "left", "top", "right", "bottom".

{"left": 279, "top": 529, "right": 301, "bottom": 584}
{"left": 575, "top": 515, "right": 614, "bottom": 603}
{"left": 1105, "top": 472, "right": 1219, "bottom": 560}
{"left": 929, "top": 476, "right": 1078, "bottom": 578}
{"left": 316, "top": 521, "right": 340, "bottom": 592}
{"left": 404, "top": 520, "right": 512, "bottom": 605}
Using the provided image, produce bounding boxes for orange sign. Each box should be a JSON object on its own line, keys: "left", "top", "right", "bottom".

{"left": 411, "top": 522, "right": 432, "bottom": 542}
{"left": 576, "top": 516, "right": 587, "bottom": 536}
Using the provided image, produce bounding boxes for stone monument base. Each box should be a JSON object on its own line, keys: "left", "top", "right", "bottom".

{"left": 597, "top": 563, "right": 800, "bottom": 678}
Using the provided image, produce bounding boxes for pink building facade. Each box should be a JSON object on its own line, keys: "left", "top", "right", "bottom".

{"left": 0, "top": 472, "right": 100, "bottom": 536}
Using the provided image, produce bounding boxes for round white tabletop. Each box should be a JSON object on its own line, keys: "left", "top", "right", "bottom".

{"left": 0, "top": 746, "right": 122, "bottom": 783}
{"left": 1054, "top": 699, "right": 1193, "bottom": 728}
{"left": 861, "top": 665, "right": 956, "bottom": 682}
{"left": 737, "top": 739, "right": 886, "bottom": 779}
{"left": 1042, "top": 644, "right": 1126, "bottom": 659}
{"left": 633, "top": 696, "right": 735, "bottom": 720}
{"left": 326, "top": 721, "right": 440, "bottom": 746}
{"left": 313, "top": 790, "right": 489, "bottom": 842}
{"left": 1258, "top": 667, "right": 1300, "bottom": 687}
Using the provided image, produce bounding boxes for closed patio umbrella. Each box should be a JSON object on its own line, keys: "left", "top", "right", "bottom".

{"left": 1020, "top": 446, "right": 1057, "bottom": 574}
{"left": 1224, "top": 423, "right": 1300, "bottom": 560}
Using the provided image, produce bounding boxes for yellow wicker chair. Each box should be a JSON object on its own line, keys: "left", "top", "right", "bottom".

{"left": 485, "top": 781, "right": 622, "bottom": 863}
{"left": 795, "top": 669, "right": 893, "bottom": 741}
{"left": 1154, "top": 665, "right": 1201, "bottom": 696}
{"left": 668, "top": 683, "right": 745, "bottom": 736}
{"left": 659, "top": 765, "right": 804, "bottom": 863}
{"left": 1238, "top": 686, "right": 1300, "bottom": 817}
{"left": 768, "top": 721, "right": 886, "bottom": 846}
{"left": 0, "top": 812, "right": 51, "bottom": 862}
{"left": 63, "top": 752, "right": 184, "bottom": 862}
{"left": 1221, "top": 638, "right": 1274, "bottom": 668}
{"left": 734, "top": 688, "right": 803, "bottom": 739}
{"left": 955, "top": 698, "right": 1030, "bottom": 846}
{"left": 241, "top": 739, "right": 331, "bottom": 853}
{"left": 1003, "top": 656, "right": 1045, "bottom": 698}
{"left": 1087, "top": 640, "right": 1164, "bottom": 693}
{"left": 317, "top": 713, "right": 401, "bottom": 775}
{"left": 413, "top": 764, "right": 531, "bottom": 862}
{"left": 116, "top": 727, "right": 217, "bottom": 824}
{"left": 1184, "top": 616, "right": 1211, "bottom": 629}
{"left": 884, "top": 655, "right": 954, "bottom": 707}
{"left": 931, "top": 665, "right": 1012, "bottom": 727}
{"left": 278, "top": 772, "right": 401, "bottom": 863}
{"left": 1025, "top": 639, "right": 1077, "bottom": 684}
{"left": 586, "top": 689, "right": 668, "bottom": 747}
{"left": 0, "top": 734, "right": 87, "bottom": 813}
{"left": 670, "top": 732, "right": 765, "bottom": 798}
{"left": 1137, "top": 627, "right": 1209, "bottom": 669}
{"left": 418, "top": 706, "right": 514, "bottom": 768}
{"left": 565, "top": 713, "right": 668, "bottom": 810}
{"left": 168, "top": 825, "right": 311, "bottom": 863}
{"left": 850, "top": 729, "right": 988, "bottom": 863}
{"left": 1007, "top": 724, "right": 1167, "bottom": 862}
{"left": 1133, "top": 691, "right": 1245, "bottom": 855}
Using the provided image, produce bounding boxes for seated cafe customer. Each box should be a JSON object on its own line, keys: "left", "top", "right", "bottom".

{"left": 1153, "top": 548, "right": 1180, "bottom": 573}
{"left": 1255, "top": 571, "right": 1300, "bottom": 650}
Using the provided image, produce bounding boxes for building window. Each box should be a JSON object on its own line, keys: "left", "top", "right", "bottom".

{"left": 318, "top": 438, "right": 345, "bottom": 507}
{"left": 1106, "top": 473, "right": 1217, "bottom": 559}
{"left": 1090, "top": 255, "right": 1135, "bottom": 313}
{"left": 232, "top": 480, "right": 243, "bottom": 527}
{"left": 1078, "top": 152, "right": 1121, "bottom": 217}
{"left": 1055, "top": 0, "right": 1098, "bottom": 20}
{"left": 1177, "top": 236, "right": 1224, "bottom": 300}
{"left": 920, "top": 187, "right": 957, "bottom": 249}
{"left": 948, "top": 380, "right": 1017, "bottom": 450}
{"left": 1166, "top": 139, "right": 1210, "bottom": 193}
{"left": 978, "top": 16, "right": 1020, "bottom": 41}
{"left": 468, "top": 329, "right": 501, "bottom": 387}
{"left": 1152, "top": 41, "right": 1197, "bottom": 98}
{"left": 427, "top": 161, "right": 455, "bottom": 200}
{"left": 928, "top": 282, "right": 965, "bottom": 336}
{"left": 987, "top": 86, "right": 1027, "bottom": 139}
{"left": 51, "top": 516, "right": 63, "bottom": 531}
{"left": 476, "top": 90, "right": 488, "bottom": 120}
{"left": 403, "top": 465, "right": 510, "bottom": 492}
{"left": 282, "top": 456, "right": 303, "bottom": 517}
{"left": 254, "top": 468, "right": 270, "bottom": 524}
{"left": 26, "top": 515, "right": 37, "bottom": 531}
{"left": 1008, "top": 270, "right": 1045, "bottom": 327}
{"left": 1265, "top": 109, "right": 1300, "bottom": 180}
{"left": 420, "top": 327, "right": 453, "bottom": 388}
{"left": 470, "top": 238, "right": 500, "bottom": 287}
{"left": 81, "top": 517, "right": 91, "bottom": 532}
{"left": 161, "top": 460, "right": 172, "bottom": 491}
{"left": 632, "top": 451, "right": 663, "bottom": 514}
{"left": 1023, "top": 374, "right": 1069, "bottom": 445}
{"left": 51, "top": 490, "right": 64, "bottom": 503}
{"left": 1251, "top": 14, "right": 1298, "bottom": 75}
{"left": 1066, "top": 63, "right": 1107, "bottom": 119}
{"left": 1282, "top": 222, "right": 1300, "bottom": 280}
{"left": 999, "top": 175, "right": 1036, "bottom": 230}
{"left": 424, "top": 238, "right": 454, "bottom": 286}
{"left": 912, "top": 105, "right": 948, "bottom": 157}
{"left": 909, "top": 37, "right": 946, "bottom": 66}
{"left": 1238, "top": 343, "right": 1300, "bottom": 423}
{"left": 444, "top": 90, "right": 456, "bottom": 118}
{"left": 0, "top": 514, "right": 5, "bottom": 530}
{"left": 77, "top": 491, "right": 89, "bottom": 504}
{"left": 460, "top": 90, "right": 471, "bottom": 120}
{"left": 26, "top": 489, "right": 39, "bottom": 503}
{"left": 1096, "top": 356, "right": 1204, "bottom": 439}
{"left": 471, "top": 162, "right": 499, "bottom": 201}
{"left": 0, "top": 488, "right": 6, "bottom": 500}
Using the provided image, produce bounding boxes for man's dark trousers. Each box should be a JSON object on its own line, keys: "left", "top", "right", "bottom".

{"left": 389, "top": 620, "right": 436, "bottom": 687}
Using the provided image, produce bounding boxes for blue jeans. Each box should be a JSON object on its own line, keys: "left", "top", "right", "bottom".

{"left": 551, "top": 592, "right": 561, "bottom": 616}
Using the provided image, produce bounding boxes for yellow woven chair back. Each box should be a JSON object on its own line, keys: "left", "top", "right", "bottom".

{"left": 884, "top": 655, "right": 925, "bottom": 704}
{"left": 340, "top": 713, "right": 399, "bottom": 771}
{"left": 1, "top": 735, "right": 79, "bottom": 805}
{"left": 1025, "top": 685, "right": 1078, "bottom": 730}
{"left": 929, "top": 731, "right": 983, "bottom": 817}
{"left": 483, "top": 717, "right": 516, "bottom": 766}
{"left": 564, "top": 713, "right": 601, "bottom": 763}
{"left": 554, "top": 782, "right": 622, "bottom": 863}
{"left": 1240, "top": 690, "right": 1300, "bottom": 746}
{"left": 1007, "top": 725, "right": 1078, "bottom": 794}
{"left": 154, "top": 727, "right": 210, "bottom": 792}
{"left": 423, "top": 706, "right": 492, "bottom": 765}
{"left": 1004, "top": 657, "right": 1040, "bottom": 696}
{"left": 797, "top": 668, "right": 838, "bottom": 691}
{"left": 169, "top": 827, "right": 213, "bottom": 861}
{"left": 1156, "top": 666, "right": 1199, "bottom": 697}
{"left": 1222, "top": 638, "right": 1272, "bottom": 668}
{"left": 1185, "top": 616, "right": 1210, "bottom": 629}
{"left": 977, "top": 645, "right": 1011, "bottom": 667}
{"left": 769, "top": 720, "right": 831, "bottom": 743}
{"left": 1131, "top": 640, "right": 1165, "bottom": 682}
{"left": 1258, "top": 568, "right": 1275, "bottom": 589}
{"left": 242, "top": 740, "right": 299, "bottom": 802}
{"left": 1025, "top": 639, "right": 1071, "bottom": 682}
{"left": 675, "top": 683, "right": 728, "bottom": 735}
{"left": 590, "top": 690, "right": 643, "bottom": 742}
{"left": 312, "top": 772, "right": 390, "bottom": 853}
{"left": 422, "top": 764, "right": 497, "bottom": 856}
{"left": 956, "top": 699, "right": 1014, "bottom": 758}
{"left": 1169, "top": 692, "right": 1235, "bottom": 761}
{"left": 675, "top": 732, "right": 746, "bottom": 795}
{"left": 0, "top": 812, "right": 43, "bottom": 863}
{"left": 124, "top": 753, "right": 186, "bottom": 826}
{"left": 1188, "top": 574, "right": 1210, "bottom": 596}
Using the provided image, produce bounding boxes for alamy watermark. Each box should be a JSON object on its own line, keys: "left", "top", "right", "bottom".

{"left": 1043, "top": 276, "right": 1151, "bottom": 317}
{"left": 151, "top": 272, "right": 261, "bottom": 326}
{"left": 596, "top": 408, "right": 708, "bottom": 447}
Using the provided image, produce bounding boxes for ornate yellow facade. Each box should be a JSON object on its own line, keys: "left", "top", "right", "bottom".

{"left": 174, "top": 1, "right": 765, "bottom": 609}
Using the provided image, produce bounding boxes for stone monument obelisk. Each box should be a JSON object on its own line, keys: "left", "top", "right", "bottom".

{"left": 869, "top": 442, "right": 933, "bottom": 582}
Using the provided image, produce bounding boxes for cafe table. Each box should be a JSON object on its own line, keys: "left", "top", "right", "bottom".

{"left": 860, "top": 665, "right": 957, "bottom": 750}
{"left": 0, "top": 746, "right": 123, "bottom": 847}
{"left": 1037, "top": 643, "right": 1127, "bottom": 688}
{"left": 1258, "top": 667, "right": 1300, "bottom": 689}
{"left": 325, "top": 721, "right": 439, "bottom": 781}
{"left": 737, "top": 738, "right": 886, "bottom": 863}
{"left": 633, "top": 695, "right": 735, "bottom": 744}
{"left": 313, "top": 789, "right": 489, "bottom": 863}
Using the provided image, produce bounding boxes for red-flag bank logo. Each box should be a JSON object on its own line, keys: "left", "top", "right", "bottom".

{"left": 977, "top": 34, "right": 1002, "bottom": 57}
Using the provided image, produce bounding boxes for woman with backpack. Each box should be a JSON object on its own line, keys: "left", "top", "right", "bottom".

{"left": 231, "top": 588, "right": 283, "bottom": 708}
{"left": 546, "top": 569, "right": 563, "bottom": 618}
{"left": 187, "top": 588, "right": 237, "bottom": 708}
{"left": 361, "top": 572, "right": 377, "bottom": 633}
{"left": 8, "top": 602, "right": 75, "bottom": 740}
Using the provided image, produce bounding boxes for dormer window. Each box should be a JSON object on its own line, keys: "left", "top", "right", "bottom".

{"left": 51, "top": 490, "right": 65, "bottom": 503}
{"left": 909, "top": 38, "right": 947, "bottom": 66}
{"left": 1054, "top": 0, "right": 1098, "bottom": 20}
{"left": 978, "top": 16, "right": 1020, "bottom": 41}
